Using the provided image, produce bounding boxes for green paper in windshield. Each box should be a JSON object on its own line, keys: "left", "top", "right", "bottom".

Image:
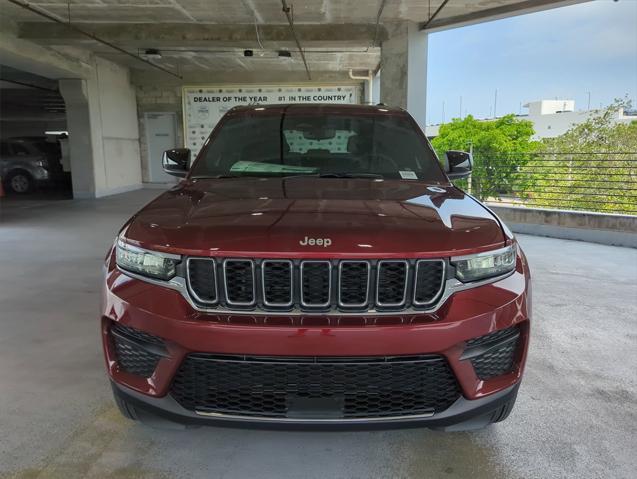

{"left": 230, "top": 161, "right": 319, "bottom": 175}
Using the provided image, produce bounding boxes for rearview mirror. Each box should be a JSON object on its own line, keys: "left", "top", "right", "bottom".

{"left": 162, "top": 148, "right": 190, "bottom": 177}
{"left": 444, "top": 150, "right": 472, "bottom": 180}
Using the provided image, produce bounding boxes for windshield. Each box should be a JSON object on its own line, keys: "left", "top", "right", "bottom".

{"left": 190, "top": 112, "right": 446, "bottom": 182}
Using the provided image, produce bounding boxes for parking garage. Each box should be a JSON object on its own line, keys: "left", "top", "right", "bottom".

{"left": 1, "top": 1, "right": 636, "bottom": 478}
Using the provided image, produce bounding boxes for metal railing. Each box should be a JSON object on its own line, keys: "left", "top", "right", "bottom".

{"left": 458, "top": 152, "right": 637, "bottom": 215}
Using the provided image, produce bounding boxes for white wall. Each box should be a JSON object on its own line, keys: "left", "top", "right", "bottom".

{"left": 526, "top": 110, "right": 594, "bottom": 139}
{"left": 93, "top": 57, "right": 141, "bottom": 196}
{"left": 526, "top": 100, "right": 575, "bottom": 116}
{"left": 61, "top": 57, "right": 141, "bottom": 198}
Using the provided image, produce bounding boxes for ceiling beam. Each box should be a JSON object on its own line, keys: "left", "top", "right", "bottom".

{"left": 0, "top": 65, "right": 59, "bottom": 91}
{"left": 420, "top": 0, "right": 450, "bottom": 30}
{"left": 18, "top": 22, "right": 387, "bottom": 49}
{"left": 420, "top": 0, "right": 592, "bottom": 32}
{"left": 7, "top": 0, "right": 182, "bottom": 79}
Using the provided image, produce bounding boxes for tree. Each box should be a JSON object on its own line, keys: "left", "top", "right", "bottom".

{"left": 431, "top": 115, "right": 540, "bottom": 200}
{"left": 526, "top": 99, "right": 637, "bottom": 214}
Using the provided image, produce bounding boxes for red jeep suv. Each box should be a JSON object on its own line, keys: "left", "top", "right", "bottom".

{"left": 102, "top": 104, "right": 530, "bottom": 430}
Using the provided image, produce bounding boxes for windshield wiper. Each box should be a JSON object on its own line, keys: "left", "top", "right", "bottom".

{"left": 318, "top": 173, "right": 384, "bottom": 179}
{"left": 191, "top": 174, "right": 242, "bottom": 179}
{"left": 193, "top": 173, "right": 385, "bottom": 180}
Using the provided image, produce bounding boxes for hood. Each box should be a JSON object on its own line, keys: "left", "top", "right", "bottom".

{"left": 122, "top": 178, "right": 505, "bottom": 257}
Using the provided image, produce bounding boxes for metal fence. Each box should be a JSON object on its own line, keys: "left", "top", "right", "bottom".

{"left": 459, "top": 152, "right": 637, "bottom": 215}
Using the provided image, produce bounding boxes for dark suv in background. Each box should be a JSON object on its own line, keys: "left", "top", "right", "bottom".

{"left": 103, "top": 104, "right": 531, "bottom": 431}
{"left": 0, "top": 137, "right": 63, "bottom": 194}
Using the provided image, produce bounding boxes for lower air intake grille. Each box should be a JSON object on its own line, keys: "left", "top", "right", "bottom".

{"left": 471, "top": 340, "right": 518, "bottom": 379}
{"left": 111, "top": 324, "right": 164, "bottom": 377}
{"left": 466, "top": 327, "right": 520, "bottom": 380}
{"left": 111, "top": 323, "right": 164, "bottom": 346}
{"left": 171, "top": 354, "right": 461, "bottom": 419}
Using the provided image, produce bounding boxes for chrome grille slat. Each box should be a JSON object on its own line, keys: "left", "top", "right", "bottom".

{"left": 223, "top": 259, "right": 256, "bottom": 306}
{"left": 338, "top": 261, "right": 371, "bottom": 308}
{"left": 413, "top": 260, "right": 446, "bottom": 306}
{"left": 261, "top": 260, "right": 293, "bottom": 307}
{"left": 186, "top": 258, "right": 446, "bottom": 313}
{"left": 300, "top": 261, "right": 332, "bottom": 308}
{"left": 376, "top": 260, "right": 409, "bottom": 307}
{"left": 186, "top": 258, "right": 218, "bottom": 305}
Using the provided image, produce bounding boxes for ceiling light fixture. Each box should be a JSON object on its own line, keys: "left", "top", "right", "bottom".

{"left": 141, "top": 48, "right": 162, "bottom": 60}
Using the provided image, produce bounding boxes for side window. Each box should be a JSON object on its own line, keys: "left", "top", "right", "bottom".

{"left": 0, "top": 142, "right": 9, "bottom": 156}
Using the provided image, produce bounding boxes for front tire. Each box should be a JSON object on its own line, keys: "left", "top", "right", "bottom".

{"left": 5, "top": 170, "right": 35, "bottom": 194}
{"left": 111, "top": 388, "right": 191, "bottom": 429}
{"left": 113, "top": 391, "right": 139, "bottom": 421}
{"left": 489, "top": 394, "right": 517, "bottom": 423}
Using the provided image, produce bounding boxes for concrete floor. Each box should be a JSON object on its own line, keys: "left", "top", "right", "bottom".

{"left": 1, "top": 189, "right": 636, "bottom": 479}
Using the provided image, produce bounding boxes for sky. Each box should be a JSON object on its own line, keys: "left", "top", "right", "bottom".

{"left": 425, "top": 0, "right": 637, "bottom": 125}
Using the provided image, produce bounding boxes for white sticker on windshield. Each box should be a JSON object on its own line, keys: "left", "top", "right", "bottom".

{"left": 399, "top": 171, "right": 418, "bottom": 179}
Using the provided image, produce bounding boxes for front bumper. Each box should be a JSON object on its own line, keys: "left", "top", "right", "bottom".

{"left": 102, "top": 250, "right": 531, "bottom": 426}
{"left": 112, "top": 379, "right": 520, "bottom": 430}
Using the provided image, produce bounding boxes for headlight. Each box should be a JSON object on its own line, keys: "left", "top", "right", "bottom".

{"left": 116, "top": 239, "right": 179, "bottom": 280}
{"left": 451, "top": 244, "right": 516, "bottom": 282}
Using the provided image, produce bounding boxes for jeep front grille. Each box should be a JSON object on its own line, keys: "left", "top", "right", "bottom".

{"left": 186, "top": 258, "right": 446, "bottom": 313}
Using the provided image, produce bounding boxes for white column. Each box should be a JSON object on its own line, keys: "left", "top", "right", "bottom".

{"left": 60, "top": 58, "right": 141, "bottom": 198}
{"left": 380, "top": 22, "right": 429, "bottom": 130}
{"left": 59, "top": 79, "right": 97, "bottom": 198}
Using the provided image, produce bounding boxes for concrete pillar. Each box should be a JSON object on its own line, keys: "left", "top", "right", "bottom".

{"left": 371, "top": 71, "right": 380, "bottom": 105}
{"left": 60, "top": 58, "right": 141, "bottom": 199}
{"left": 59, "top": 79, "right": 97, "bottom": 198}
{"left": 380, "top": 22, "right": 428, "bottom": 129}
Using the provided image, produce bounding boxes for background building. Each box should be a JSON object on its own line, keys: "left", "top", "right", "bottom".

{"left": 425, "top": 99, "right": 637, "bottom": 139}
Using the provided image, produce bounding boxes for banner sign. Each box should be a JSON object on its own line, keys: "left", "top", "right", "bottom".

{"left": 182, "top": 84, "right": 359, "bottom": 154}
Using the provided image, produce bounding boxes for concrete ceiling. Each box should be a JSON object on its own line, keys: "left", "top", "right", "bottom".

{"left": 1, "top": 1, "right": 585, "bottom": 25}
{"left": 1, "top": 0, "right": 587, "bottom": 79}
{"left": 0, "top": 66, "right": 66, "bottom": 121}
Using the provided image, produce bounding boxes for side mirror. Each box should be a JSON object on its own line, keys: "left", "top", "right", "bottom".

{"left": 444, "top": 150, "right": 472, "bottom": 179}
{"left": 162, "top": 148, "right": 190, "bottom": 177}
